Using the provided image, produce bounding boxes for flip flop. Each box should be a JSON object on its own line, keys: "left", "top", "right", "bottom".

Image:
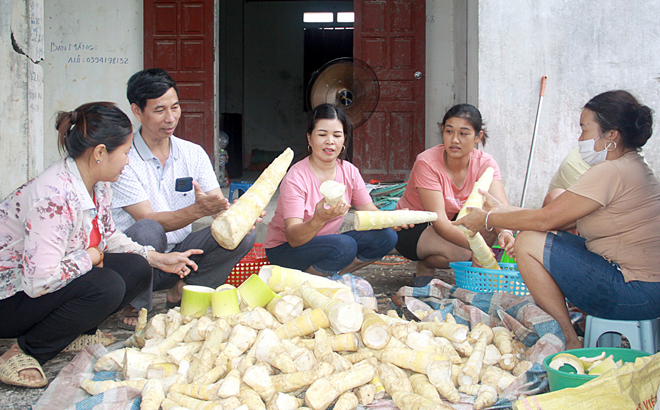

{"left": 117, "top": 307, "right": 140, "bottom": 331}
{"left": 62, "top": 329, "right": 116, "bottom": 353}
{"left": 0, "top": 354, "right": 48, "bottom": 388}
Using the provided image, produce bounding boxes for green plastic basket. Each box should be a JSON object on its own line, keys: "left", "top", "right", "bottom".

{"left": 449, "top": 261, "right": 528, "bottom": 296}
{"left": 492, "top": 245, "right": 515, "bottom": 263}
{"left": 542, "top": 347, "right": 650, "bottom": 391}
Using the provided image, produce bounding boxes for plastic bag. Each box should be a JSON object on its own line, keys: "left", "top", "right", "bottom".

{"left": 330, "top": 273, "right": 378, "bottom": 310}
{"left": 514, "top": 352, "right": 660, "bottom": 410}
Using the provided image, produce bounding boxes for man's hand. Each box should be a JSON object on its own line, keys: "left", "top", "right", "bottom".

{"left": 192, "top": 181, "right": 229, "bottom": 217}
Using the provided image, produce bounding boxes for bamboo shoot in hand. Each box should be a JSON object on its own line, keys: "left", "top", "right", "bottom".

{"left": 212, "top": 148, "right": 293, "bottom": 249}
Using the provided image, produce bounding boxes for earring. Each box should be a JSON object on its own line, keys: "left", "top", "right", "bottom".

{"left": 96, "top": 159, "right": 101, "bottom": 163}
{"left": 340, "top": 145, "right": 346, "bottom": 153}
{"left": 605, "top": 140, "right": 617, "bottom": 152}
{"left": 307, "top": 145, "right": 312, "bottom": 152}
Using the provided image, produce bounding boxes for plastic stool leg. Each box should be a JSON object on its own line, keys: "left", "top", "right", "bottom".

{"left": 640, "top": 320, "right": 656, "bottom": 354}
{"left": 598, "top": 332, "right": 622, "bottom": 348}
{"left": 584, "top": 315, "right": 594, "bottom": 347}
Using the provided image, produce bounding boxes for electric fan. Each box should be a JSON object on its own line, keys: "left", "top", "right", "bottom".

{"left": 307, "top": 57, "right": 380, "bottom": 128}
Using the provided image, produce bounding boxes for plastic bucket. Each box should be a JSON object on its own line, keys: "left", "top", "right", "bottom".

{"left": 542, "top": 347, "right": 650, "bottom": 391}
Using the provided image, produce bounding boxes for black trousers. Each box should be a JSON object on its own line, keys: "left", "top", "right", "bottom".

{"left": 0, "top": 253, "right": 151, "bottom": 364}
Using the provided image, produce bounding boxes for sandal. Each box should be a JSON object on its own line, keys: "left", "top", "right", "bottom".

{"left": 62, "top": 329, "right": 116, "bottom": 353}
{"left": 0, "top": 354, "right": 48, "bottom": 388}
{"left": 117, "top": 306, "right": 140, "bottom": 331}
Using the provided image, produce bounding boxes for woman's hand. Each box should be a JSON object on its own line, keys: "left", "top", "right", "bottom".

{"left": 497, "top": 230, "right": 515, "bottom": 259}
{"left": 453, "top": 207, "right": 488, "bottom": 234}
{"left": 86, "top": 247, "right": 104, "bottom": 267}
{"left": 313, "top": 198, "right": 349, "bottom": 224}
{"left": 480, "top": 188, "right": 503, "bottom": 212}
{"left": 148, "top": 249, "right": 203, "bottom": 278}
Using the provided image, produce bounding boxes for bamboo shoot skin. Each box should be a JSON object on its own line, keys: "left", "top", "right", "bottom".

{"left": 212, "top": 148, "right": 293, "bottom": 249}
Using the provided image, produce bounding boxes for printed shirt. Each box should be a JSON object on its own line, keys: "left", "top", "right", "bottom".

{"left": 396, "top": 145, "right": 502, "bottom": 219}
{"left": 264, "top": 157, "right": 373, "bottom": 249}
{"left": 0, "top": 157, "right": 149, "bottom": 300}
{"left": 111, "top": 131, "right": 220, "bottom": 251}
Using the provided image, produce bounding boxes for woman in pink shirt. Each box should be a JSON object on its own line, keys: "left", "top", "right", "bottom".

{"left": 395, "top": 104, "right": 514, "bottom": 286}
{"left": 0, "top": 102, "right": 201, "bottom": 388}
{"left": 265, "top": 104, "right": 398, "bottom": 275}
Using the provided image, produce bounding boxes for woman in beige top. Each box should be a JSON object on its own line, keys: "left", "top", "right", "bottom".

{"left": 455, "top": 90, "right": 660, "bottom": 350}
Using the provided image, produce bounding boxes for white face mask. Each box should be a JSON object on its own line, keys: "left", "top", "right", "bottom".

{"left": 578, "top": 133, "right": 607, "bottom": 165}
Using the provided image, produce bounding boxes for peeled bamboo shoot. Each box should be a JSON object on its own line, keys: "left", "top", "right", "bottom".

{"left": 354, "top": 210, "right": 438, "bottom": 231}
{"left": 319, "top": 180, "right": 346, "bottom": 206}
{"left": 211, "top": 148, "right": 293, "bottom": 249}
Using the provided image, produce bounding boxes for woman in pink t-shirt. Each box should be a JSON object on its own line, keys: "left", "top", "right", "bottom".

{"left": 264, "top": 104, "right": 398, "bottom": 275}
{"left": 395, "top": 104, "right": 514, "bottom": 287}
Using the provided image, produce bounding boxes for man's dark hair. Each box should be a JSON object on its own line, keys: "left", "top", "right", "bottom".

{"left": 127, "top": 68, "right": 179, "bottom": 111}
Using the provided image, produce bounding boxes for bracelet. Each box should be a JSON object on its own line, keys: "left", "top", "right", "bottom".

{"left": 484, "top": 211, "right": 494, "bottom": 232}
{"left": 91, "top": 246, "right": 104, "bottom": 265}
{"left": 498, "top": 230, "right": 512, "bottom": 240}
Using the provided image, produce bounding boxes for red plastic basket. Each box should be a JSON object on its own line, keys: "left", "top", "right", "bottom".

{"left": 226, "top": 243, "right": 270, "bottom": 287}
{"left": 449, "top": 261, "right": 529, "bottom": 296}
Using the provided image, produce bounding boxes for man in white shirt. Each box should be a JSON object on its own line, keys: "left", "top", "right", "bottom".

{"left": 112, "top": 69, "right": 255, "bottom": 327}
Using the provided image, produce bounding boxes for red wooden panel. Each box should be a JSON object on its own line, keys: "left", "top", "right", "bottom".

{"left": 182, "top": 112, "right": 203, "bottom": 137}
{"left": 354, "top": 0, "right": 425, "bottom": 181}
{"left": 392, "top": 1, "right": 413, "bottom": 31}
{"left": 379, "top": 81, "right": 413, "bottom": 100}
{"left": 182, "top": 3, "right": 205, "bottom": 35}
{"left": 154, "top": 40, "right": 177, "bottom": 70}
{"left": 145, "top": 0, "right": 215, "bottom": 158}
{"left": 363, "top": 1, "right": 386, "bottom": 32}
{"left": 391, "top": 37, "right": 413, "bottom": 68}
{"left": 155, "top": 4, "right": 177, "bottom": 34}
{"left": 359, "top": 111, "right": 387, "bottom": 173}
{"left": 177, "top": 82, "right": 204, "bottom": 102}
{"left": 361, "top": 38, "right": 387, "bottom": 69}
{"left": 390, "top": 112, "right": 414, "bottom": 169}
{"left": 182, "top": 40, "right": 204, "bottom": 71}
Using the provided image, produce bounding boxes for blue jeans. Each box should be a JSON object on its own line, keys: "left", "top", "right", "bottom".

{"left": 265, "top": 229, "right": 398, "bottom": 275}
{"left": 543, "top": 230, "right": 660, "bottom": 320}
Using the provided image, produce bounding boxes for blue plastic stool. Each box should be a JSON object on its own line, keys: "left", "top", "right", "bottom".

{"left": 583, "top": 316, "right": 660, "bottom": 354}
{"left": 228, "top": 181, "right": 254, "bottom": 202}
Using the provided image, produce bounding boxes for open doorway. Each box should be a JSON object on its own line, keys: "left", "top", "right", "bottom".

{"left": 219, "top": 0, "right": 353, "bottom": 178}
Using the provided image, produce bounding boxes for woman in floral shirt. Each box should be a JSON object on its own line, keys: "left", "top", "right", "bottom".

{"left": 0, "top": 102, "right": 202, "bottom": 388}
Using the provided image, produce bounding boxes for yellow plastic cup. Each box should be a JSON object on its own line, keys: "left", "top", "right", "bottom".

{"left": 212, "top": 284, "right": 241, "bottom": 317}
{"left": 237, "top": 274, "right": 279, "bottom": 308}
{"left": 180, "top": 285, "right": 214, "bottom": 317}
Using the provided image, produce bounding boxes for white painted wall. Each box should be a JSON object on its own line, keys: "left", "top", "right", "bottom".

{"left": 475, "top": 0, "right": 660, "bottom": 208}
{"left": 42, "top": 0, "right": 143, "bottom": 168}
{"left": 0, "top": 0, "right": 44, "bottom": 199}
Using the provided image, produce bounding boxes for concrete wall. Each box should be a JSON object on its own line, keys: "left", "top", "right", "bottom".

{"left": 0, "top": 0, "right": 44, "bottom": 198}
{"left": 475, "top": 0, "right": 660, "bottom": 208}
{"left": 42, "top": 0, "right": 143, "bottom": 168}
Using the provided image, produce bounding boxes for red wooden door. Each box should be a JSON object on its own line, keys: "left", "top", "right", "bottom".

{"left": 353, "top": 0, "right": 425, "bottom": 181}
{"left": 144, "top": 0, "right": 215, "bottom": 157}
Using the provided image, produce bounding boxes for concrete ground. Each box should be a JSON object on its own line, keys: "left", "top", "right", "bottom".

{"left": 0, "top": 173, "right": 458, "bottom": 408}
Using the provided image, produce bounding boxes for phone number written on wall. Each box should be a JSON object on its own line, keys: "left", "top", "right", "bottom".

{"left": 50, "top": 42, "right": 129, "bottom": 65}
{"left": 66, "top": 56, "right": 129, "bottom": 64}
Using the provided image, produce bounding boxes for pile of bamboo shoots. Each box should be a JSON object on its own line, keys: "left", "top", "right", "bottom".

{"left": 87, "top": 270, "right": 533, "bottom": 410}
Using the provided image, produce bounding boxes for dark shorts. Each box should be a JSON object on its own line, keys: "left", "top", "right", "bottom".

{"left": 395, "top": 222, "right": 431, "bottom": 261}
{"left": 543, "top": 230, "right": 660, "bottom": 320}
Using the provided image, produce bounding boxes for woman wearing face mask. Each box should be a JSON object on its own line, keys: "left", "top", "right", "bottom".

{"left": 454, "top": 90, "right": 660, "bottom": 350}
{"left": 394, "top": 104, "right": 514, "bottom": 287}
